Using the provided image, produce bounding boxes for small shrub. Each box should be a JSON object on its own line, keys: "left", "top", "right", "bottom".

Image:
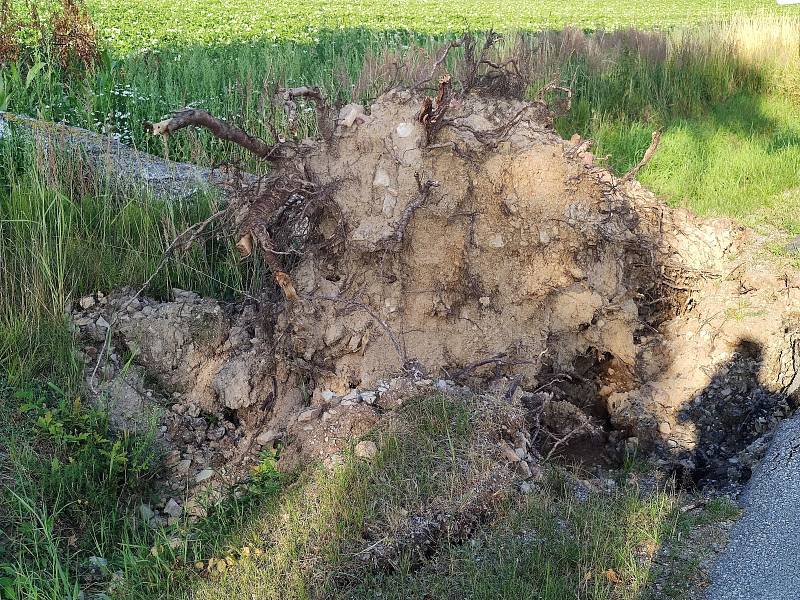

{"left": 50, "top": 0, "right": 97, "bottom": 70}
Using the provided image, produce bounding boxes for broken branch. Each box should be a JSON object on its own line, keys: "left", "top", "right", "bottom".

{"left": 544, "top": 418, "right": 598, "bottom": 461}
{"left": 412, "top": 38, "right": 464, "bottom": 90}
{"left": 277, "top": 85, "right": 333, "bottom": 140}
{"left": 417, "top": 75, "right": 453, "bottom": 144}
{"left": 534, "top": 77, "right": 572, "bottom": 117}
{"left": 146, "top": 109, "right": 275, "bottom": 158}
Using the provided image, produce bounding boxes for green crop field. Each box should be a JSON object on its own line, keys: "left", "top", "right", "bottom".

{"left": 84, "top": 0, "right": 797, "bottom": 52}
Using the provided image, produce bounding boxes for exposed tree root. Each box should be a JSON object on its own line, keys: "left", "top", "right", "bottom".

{"left": 16, "top": 37, "right": 795, "bottom": 508}
{"left": 619, "top": 129, "right": 662, "bottom": 183}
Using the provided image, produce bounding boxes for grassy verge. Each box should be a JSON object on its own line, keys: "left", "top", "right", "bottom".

{"left": 131, "top": 393, "right": 729, "bottom": 600}
{"left": 0, "top": 378, "right": 287, "bottom": 599}
{"left": 0, "top": 378, "right": 737, "bottom": 599}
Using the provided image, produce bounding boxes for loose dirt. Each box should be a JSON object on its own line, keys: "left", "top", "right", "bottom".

{"left": 63, "top": 87, "right": 800, "bottom": 523}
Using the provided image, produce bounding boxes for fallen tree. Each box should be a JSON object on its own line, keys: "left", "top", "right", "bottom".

{"left": 6, "top": 39, "right": 800, "bottom": 524}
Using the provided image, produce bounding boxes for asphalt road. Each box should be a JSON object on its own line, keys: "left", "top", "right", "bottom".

{"left": 706, "top": 415, "right": 800, "bottom": 600}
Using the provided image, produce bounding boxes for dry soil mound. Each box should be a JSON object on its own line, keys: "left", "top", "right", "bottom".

{"left": 69, "top": 89, "right": 800, "bottom": 519}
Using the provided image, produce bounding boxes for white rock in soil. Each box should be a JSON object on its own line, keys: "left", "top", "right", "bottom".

{"left": 355, "top": 440, "right": 378, "bottom": 459}
{"left": 323, "top": 321, "right": 345, "bottom": 346}
{"left": 360, "top": 390, "right": 377, "bottom": 404}
{"left": 342, "top": 389, "right": 359, "bottom": 401}
{"left": 514, "top": 447, "right": 527, "bottom": 460}
{"left": 338, "top": 103, "right": 366, "bottom": 128}
{"left": 373, "top": 167, "right": 391, "bottom": 187}
{"left": 382, "top": 193, "right": 397, "bottom": 217}
{"left": 321, "top": 389, "right": 336, "bottom": 402}
{"left": 79, "top": 295, "right": 95, "bottom": 310}
{"left": 96, "top": 315, "right": 110, "bottom": 329}
{"left": 194, "top": 468, "right": 214, "bottom": 483}
{"left": 395, "top": 122, "right": 414, "bottom": 138}
{"left": 163, "top": 498, "right": 182, "bottom": 518}
{"left": 255, "top": 429, "right": 279, "bottom": 446}
{"left": 658, "top": 421, "right": 671, "bottom": 435}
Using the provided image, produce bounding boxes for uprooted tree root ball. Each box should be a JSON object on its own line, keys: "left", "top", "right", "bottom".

{"left": 41, "top": 64, "right": 800, "bottom": 526}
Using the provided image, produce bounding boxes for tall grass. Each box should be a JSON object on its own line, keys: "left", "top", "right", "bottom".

{"left": 4, "top": 19, "right": 799, "bottom": 156}
{"left": 7, "top": 18, "right": 800, "bottom": 186}
{"left": 0, "top": 138, "right": 248, "bottom": 386}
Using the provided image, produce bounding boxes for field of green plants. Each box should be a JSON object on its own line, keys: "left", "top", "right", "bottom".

{"left": 0, "top": 0, "right": 796, "bottom": 598}
{"left": 85, "top": 0, "right": 794, "bottom": 52}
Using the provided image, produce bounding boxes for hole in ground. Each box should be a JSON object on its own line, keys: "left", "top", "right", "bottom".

{"left": 526, "top": 348, "right": 635, "bottom": 471}
{"left": 527, "top": 340, "right": 797, "bottom": 491}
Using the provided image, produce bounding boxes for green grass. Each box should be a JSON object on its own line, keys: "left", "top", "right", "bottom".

{"left": 0, "top": 137, "right": 254, "bottom": 386}
{"left": 0, "top": 381, "right": 734, "bottom": 599}
{"left": 0, "top": 378, "right": 289, "bottom": 599}
{"left": 8, "top": 16, "right": 800, "bottom": 238}
{"left": 638, "top": 94, "right": 800, "bottom": 232}
{"left": 176, "top": 394, "right": 690, "bottom": 600}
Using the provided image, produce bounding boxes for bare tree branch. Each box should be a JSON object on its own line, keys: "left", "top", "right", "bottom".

{"left": 146, "top": 109, "right": 276, "bottom": 158}
{"left": 277, "top": 85, "right": 333, "bottom": 140}
{"left": 412, "top": 38, "right": 464, "bottom": 90}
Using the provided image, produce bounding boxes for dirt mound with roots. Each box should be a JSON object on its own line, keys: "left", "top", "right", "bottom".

{"left": 66, "top": 87, "right": 800, "bottom": 520}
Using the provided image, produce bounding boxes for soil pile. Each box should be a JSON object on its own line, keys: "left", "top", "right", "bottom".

{"left": 67, "top": 87, "right": 800, "bottom": 518}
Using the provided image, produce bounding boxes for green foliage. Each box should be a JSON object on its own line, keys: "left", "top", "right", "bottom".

{"left": 0, "top": 4, "right": 771, "bottom": 598}
{"left": 7, "top": 18, "right": 800, "bottom": 240}
{"left": 0, "top": 379, "right": 286, "bottom": 600}
{"left": 15, "top": 384, "right": 157, "bottom": 479}
{"left": 78, "top": 0, "right": 798, "bottom": 54}
{"left": 637, "top": 93, "right": 800, "bottom": 230}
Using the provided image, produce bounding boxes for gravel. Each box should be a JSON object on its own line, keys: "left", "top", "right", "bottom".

{"left": 706, "top": 414, "right": 800, "bottom": 599}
